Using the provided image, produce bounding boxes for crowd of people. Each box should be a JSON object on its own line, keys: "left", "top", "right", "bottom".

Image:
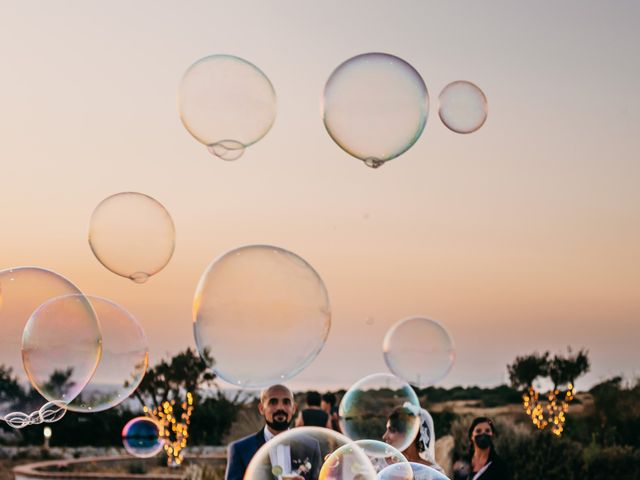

{"left": 225, "top": 384, "right": 511, "bottom": 480}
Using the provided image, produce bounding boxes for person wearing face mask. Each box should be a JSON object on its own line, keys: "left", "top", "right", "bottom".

{"left": 453, "top": 417, "right": 510, "bottom": 480}
{"left": 226, "top": 384, "right": 320, "bottom": 480}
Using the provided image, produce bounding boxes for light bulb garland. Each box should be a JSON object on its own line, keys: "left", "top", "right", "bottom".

{"left": 144, "top": 391, "right": 194, "bottom": 466}
{"left": 522, "top": 383, "right": 574, "bottom": 436}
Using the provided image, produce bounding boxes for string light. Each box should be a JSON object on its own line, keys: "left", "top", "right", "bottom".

{"left": 145, "top": 391, "right": 195, "bottom": 466}
{"left": 521, "top": 383, "right": 574, "bottom": 436}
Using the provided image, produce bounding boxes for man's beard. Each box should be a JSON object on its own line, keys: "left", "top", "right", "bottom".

{"left": 266, "top": 411, "right": 291, "bottom": 431}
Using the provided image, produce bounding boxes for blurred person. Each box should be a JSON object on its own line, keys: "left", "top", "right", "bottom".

{"left": 227, "top": 384, "right": 320, "bottom": 480}
{"left": 383, "top": 406, "right": 444, "bottom": 472}
{"left": 295, "top": 390, "right": 331, "bottom": 428}
{"left": 321, "top": 392, "right": 341, "bottom": 432}
{"left": 452, "top": 417, "right": 510, "bottom": 480}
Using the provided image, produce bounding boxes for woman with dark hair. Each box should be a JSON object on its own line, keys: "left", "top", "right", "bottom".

{"left": 453, "top": 417, "right": 510, "bottom": 480}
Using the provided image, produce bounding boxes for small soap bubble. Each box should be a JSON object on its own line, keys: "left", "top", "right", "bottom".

{"left": 122, "top": 417, "right": 164, "bottom": 458}
{"left": 322, "top": 52, "right": 429, "bottom": 168}
{"left": 438, "top": 80, "right": 488, "bottom": 134}
{"left": 178, "top": 54, "right": 276, "bottom": 160}
{"left": 339, "top": 373, "right": 420, "bottom": 453}
{"left": 193, "top": 245, "right": 331, "bottom": 388}
{"left": 88, "top": 192, "right": 175, "bottom": 283}
{"left": 383, "top": 316, "right": 455, "bottom": 387}
{"left": 66, "top": 296, "right": 148, "bottom": 413}
{"left": 319, "top": 442, "right": 378, "bottom": 480}
{"left": 39, "top": 401, "right": 67, "bottom": 423}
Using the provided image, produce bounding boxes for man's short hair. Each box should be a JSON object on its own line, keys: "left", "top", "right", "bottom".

{"left": 260, "top": 384, "right": 293, "bottom": 403}
{"left": 322, "top": 392, "right": 336, "bottom": 407}
{"left": 306, "top": 391, "right": 321, "bottom": 407}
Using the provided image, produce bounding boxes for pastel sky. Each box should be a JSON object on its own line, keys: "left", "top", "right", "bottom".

{"left": 1, "top": 1, "right": 638, "bottom": 392}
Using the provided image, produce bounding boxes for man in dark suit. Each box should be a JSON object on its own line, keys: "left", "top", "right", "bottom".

{"left": 227, "top": 384, "right": 322, "bottom": 480}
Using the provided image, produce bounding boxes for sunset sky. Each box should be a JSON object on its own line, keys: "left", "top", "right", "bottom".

{"left": 1, "top": 1, "right": 638, "bottom": 393}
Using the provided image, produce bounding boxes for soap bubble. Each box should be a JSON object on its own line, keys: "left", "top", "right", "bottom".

{"left": 339, "top": 373, "right": 420, "bottom": 453}
{"left": 383, "top": 317, "right": 455, "bottom": 387}
{"left": 88, "top": 192, "right": 175, "bottom": 283}
{"left": 39, "top": 401, "right": 67, "bottom": 423}
{"left": 178, "top": 54, "right": 276, "bottom": 160}
{"left": 0, "top": 267, "right": 99, "bottom": 426}
{"left": 22, "top": 294, "right": 102, "bottom": 409}
{"left": 351, "top": 439, "right": 408, "bottom": 473}
{"left": 122, "top": 417, "right": 164, "bottom": 458}
{"left": 379, "top": 462, "right": 449, "bottom": 480}
{"left": 193, "top": 245, "right": 331, "bottom": 388}
{"left": 322, "top": 52, "right": 428, "bottom": 168}
{"left": 245, "top": 426, "right": 368, "bottom": 480}
{"left": 438, "top": 80, "right": 488, "bottom": 134}
{"left": 66, "top": 296, "right": 148, "bottom": 413}
{"left": 319, "top": 442, "right": 379, "bottom": 480}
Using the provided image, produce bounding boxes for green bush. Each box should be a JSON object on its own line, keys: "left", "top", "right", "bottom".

{"left": 583, "top": 444, "right": 640, "bottom": 480}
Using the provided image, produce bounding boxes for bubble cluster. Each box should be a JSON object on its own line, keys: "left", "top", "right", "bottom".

{"left": 339, "top": 373, "right": 421, "bottom": 452}
{"left": 122, "top": 416, "right": 164, "bottom": 458}
{"left": 245, "top": 426, "right": 371, "bottom": 480}
{"left": 438, "top": 80, "right": 488, "bottom": 134}
{"left": 88, "top": 192, "right": 175, "bottom": 283}
{"left": 66, "top": 296, "right": 148, "bottom": 413}
{"left": 178, "top": 54, "right": 277, "bottom": 160}
{"left": 193, "top": 245, "right": 331, "bottom": 388}
{"left": 0, "top": 267, "right": 100, "bottom": 428}
{"left": 322, "top": 52, "right": 428, "bottom": 168}
{"left": 383, "top": 316, "right": 455, "bottom": 387}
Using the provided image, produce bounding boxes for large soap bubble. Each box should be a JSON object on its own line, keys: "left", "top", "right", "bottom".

{"left": 438, "top": 80, "right": 488, "bottom": 134}
{"left": 322, "top": 52, "right": 428, "bottom": 168}
{"left": 65, "top": 296, "right": 148, "bottom": 413}
{"left": 383, "top": 317, "right": 455, "bottom": 387}
{"left": 178, "top": 54, "right": 277, "bottom": 160}
{"left": 245, "top": 426, "right": 371, "bottom": 480}
{"left": 352, "top": 439, "right": 408, "bottom": 474}
{"left": 193, "top": 245, "right": 331, "bottom": 388}
{"left": 0, "top": 267, "right": 100, "bottom": 427}
{"left": 339, "top": 373, "right": 421, "bottom": 453}
{"left": 122, "top": 416, "right": 164, "bottom": 458}
{"left": 22, "top": 294, "right": 102, "bottom": 409}
{"left": 88, "top": 192, "right": 175, "bottom": 284}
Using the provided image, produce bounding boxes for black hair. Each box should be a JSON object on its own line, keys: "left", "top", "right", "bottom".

{"left": 321, "top": 392, "right": 336, "bottom": 407}
{"left": 306, "top": 390, "right": 321, "bottom": 407}
{"left": 467, "top": 417, "right": 497, "bottom": 459}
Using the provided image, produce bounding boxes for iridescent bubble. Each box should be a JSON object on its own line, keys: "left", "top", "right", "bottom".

{"left": 322, "top": 52, "right": 428, "bottom": 168}
{"left": 22, "top": 294, "right": 102, "bottom": 408}
{"left": 383, "top": 317, "right": 455, "bottom": 387}
{"left": 319, "top": 442, "right": 379, "bottom": 480}
{"left": 88, "top": 192, "right": 175, "bottom": 283}
{"left": 0, "top": 267, "right": 99, "bottom": 426}
{"left": 122, "top": 417, "right": 164, "bottom": 458}
{"left": 178, "top": 54, "right": 276, "bottom": 160}
{"left": 438, "top": 80, "right": 488, "bottom": 134}
{"left": 66, "top": 296, "right": 148, "bottom": 413}
{"left": 245, "top": 426, "right": 367, "bottom": 480}
{"left": 339, "top": 373, "right": 420, "bottom": 452}
{"left": 193, "top": 245, "right": 331, "bottom": 388}
{"left": 352, "top": 439, "right": 408, "bottom": 474}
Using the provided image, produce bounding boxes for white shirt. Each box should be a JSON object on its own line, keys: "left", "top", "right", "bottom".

{"left": 264, "top": 426, "right": 292, "bottom": 479}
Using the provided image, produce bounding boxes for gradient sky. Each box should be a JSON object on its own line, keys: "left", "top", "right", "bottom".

{"left": 1, "top": 1, "right": 638, "bottom": 392}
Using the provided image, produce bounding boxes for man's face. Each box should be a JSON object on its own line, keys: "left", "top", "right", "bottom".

{"left": 258, "top": 386, "right": 296, "bottom": 432}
